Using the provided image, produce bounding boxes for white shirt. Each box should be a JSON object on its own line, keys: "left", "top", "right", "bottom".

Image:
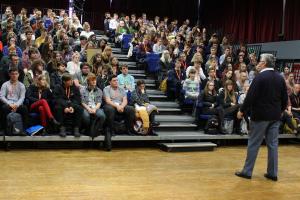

{"left": 109, "top": 19, "right": 119, "bottom": 30}
{"left": 260, "top": 68, "right": 274, "bottom": 73}
{"left": 67, "top": 61, "right": 82, "bottom": 75}
{"left": 186, "top": 66, "right": 206, "bottom": 83}
{"left": 80, "top": 31, "right": 95, "bottom": 39}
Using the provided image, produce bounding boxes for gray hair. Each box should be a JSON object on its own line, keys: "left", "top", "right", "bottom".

{"left": 260, "top": 53, "right": 276, "bottom": 68}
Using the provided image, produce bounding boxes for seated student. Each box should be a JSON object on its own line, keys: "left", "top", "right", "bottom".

{"left": 24, "top": 59, "right": 50, "bottom": 88}
{"left": 103, "top": 75, "right": 136, "bottom": 135}
{"left": 186, "top": 59, "right": 206, "bottom": 84}
{"left": 0, "top": 52, "right": 25, "bottom": 86}
{"left": 290, "top": 84, "right": 300, "bottom": 119}
{"left": 136, "top": 36, "right": 152, "bottom": 61}
{"left": 201, "top": 68, "right": 221, "bottom": 91}
{"left": 115, "top": 20, "right": 129, "bottom": 43}
{"left": 238, "top": 83, "right": 251, "bottom": 134}
{"left": 3, "top": 36, "right": 23, "bottom": 58}
{"left": 109, "top": 57, "right": 121, "bottom": 76}
{"left": 80, "top": 73, "right": 106, "bottom": 134}
{"left": 218, "top": 80, "right": 241, "bottom": 133}
{"left": 199, "top": 80, "right": 224, "bottom": 131}
{"left": 74, "top": 62, "right": 91, "bottom": 88}
{"left": 158, "top": 50, "right": 172, "bottom": 84}
{"left": 50, "top": 62, "right": 68, "bottom": 90}
{"left": 0, "top": 67, "right": 28, "bottom": 133}
{"left": 67, "top": 51, "right": 81, "bottom": 75}
{"left": 131, "top": 80, "right": 160, "bottom": 129}
{"left": 153, "top": 38, "right": 166, "bottom": 54}
{"left": 53, "top": 73, "right": 83, "bottom": 137}
{"left": 236, "top": 71, "right": 249, "bottom": 93}
{"left": 26, "top": 75, "right": 59, "bottom": 128}
{"left": 117, "top": 64, "right": 135, "bottom": 92}
{"left": 183, "top": 68, "right": 200, "bottom": 100}
{"left": 96, "top": 64, "right": 110, "bottom": 90}
{"left": 167, "top": 59, "right": 186, "bottom": 100}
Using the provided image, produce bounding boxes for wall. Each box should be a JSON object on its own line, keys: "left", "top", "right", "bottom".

{"left": 252, "top": 40, "right": 300, "bottom": 60}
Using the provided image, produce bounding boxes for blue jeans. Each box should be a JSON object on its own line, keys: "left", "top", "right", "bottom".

{"left": 82, "top": 109, "right": 106, "bottom": 129}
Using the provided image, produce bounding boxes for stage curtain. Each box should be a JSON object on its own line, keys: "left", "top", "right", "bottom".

{"left": 284, "top": 0, "right": 300, "bottom": 41}
{"left": 201, "top": 0, "right": 282, "bottom": 43}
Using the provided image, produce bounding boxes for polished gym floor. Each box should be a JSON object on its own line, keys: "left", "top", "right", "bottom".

{"left": 0, "top": 145, "right": 299, "bottom": 200}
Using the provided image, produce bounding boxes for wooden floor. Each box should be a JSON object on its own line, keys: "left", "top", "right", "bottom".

{"left": 0, "top": 145, "right": 300, "bottom": 200}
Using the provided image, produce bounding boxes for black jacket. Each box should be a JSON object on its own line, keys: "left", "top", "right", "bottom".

{"left": 25, "top": 85, "right": 53, "bottom": 105}
{"left": 290, "top": 93, "right": 300, "bottom": 109}
{"left": 53, "top": 84, "right": 81, "bottom": 108}
{"left": 218, "top": 90, "right": 237, "bottom": 109}
{"left": 240, "top": 69, "right": 288, "bottom": 121}
{"left": 199, "top": 91, "right": 218, "bottom": 109}
{"left": 50, "top": 72, "right": 63, "bottom": 90}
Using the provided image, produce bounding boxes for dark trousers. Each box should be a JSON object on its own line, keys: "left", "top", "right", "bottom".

{"left": 292, "top": 110, "right": 300, "bottom": 120}
{"left": 1, "top": 104, "right": 29, "bottom": 129}
{"left": 103, "top": 104, "right": 135, "bottom": 132}
{"left": 55, "top": 104, "right": 83, "bottom": 128}
{"left": 223, "top": 105, "right": 242, "bottom": 129}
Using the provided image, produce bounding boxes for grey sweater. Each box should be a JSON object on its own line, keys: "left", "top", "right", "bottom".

{"left": 0, "top": 81, "right": 26, "bottom": 106}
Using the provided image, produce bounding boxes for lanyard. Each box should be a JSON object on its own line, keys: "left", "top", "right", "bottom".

{"left": 65, "top": 87, "right": 70, "bottom": 99}
{"left": 176, "top": 70, "right": 181, "bottom": 80}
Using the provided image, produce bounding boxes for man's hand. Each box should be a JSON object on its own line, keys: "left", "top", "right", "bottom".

{"left": 287, "top": 110, "right": 293, "bottom": 117}
{"left": 90, "top": 108, "right": 96, "bottom": 114}
{"left": 117, "top": 105, "right": 124, "bottom": 113}
{"left": 69, "top": 107, "right": 74, "bottom": 113}
{"left": 10, "top": 104, "right": 18, "bottom": 112}
{"left": 237, "top": 111, "right": 244, "bottom": 119}
{"left": 64, "top": 107, "right": 70, "bottom": 113}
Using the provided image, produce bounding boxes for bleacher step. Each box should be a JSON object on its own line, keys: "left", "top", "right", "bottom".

{"left": 128, "top": 69, "right": 146, "bottom": 74}
{"left": 135, "top": 79, "right": 155, "bottom": 84}
{"left": 119, "top": 61, "right": 136, "bottom": 65}
{"left": 158, "top": 108, "right": 182, "bottom": 114}
{"left": 156, "top": 115, "right": 194, "bottom": 122}
{"left": 149, "top": 94, "right": 168, "bottom": 101}
{"left": 160, "top": 142, "right": 217, "bottom": 152}
{"left": 145, "top": 83, "right": 157, "bottom": 89}
{"left": 154, "top": 122, "right": 197, "bottom": 131}
{"left": 132, "top": 73, "right": 146, "bottom": 78}
{"left": 151, "top": 101, "right": 179, "bottom": 108}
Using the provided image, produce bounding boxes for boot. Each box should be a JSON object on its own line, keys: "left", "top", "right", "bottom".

{"left": 50, "top": 118, "right": 60, "bottom": 126}
{"left": 59, "top": 126, "right": 66, "bottom": 137}
{"left": 74, "top": 127, "right": 81, "bottom": 137}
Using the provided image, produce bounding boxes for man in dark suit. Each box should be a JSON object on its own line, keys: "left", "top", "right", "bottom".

{"left": 235, "top": 54, "right": 288, "bottom": 181}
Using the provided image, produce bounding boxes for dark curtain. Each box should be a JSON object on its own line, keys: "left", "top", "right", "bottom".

{"left": 83, "top": 0, "right": 198, "bottom": 30}
{"left": 2, "top": 0, "right": 299, "bottom": 42}
{"left": 285, "top": 0, "right": 300, "bottom": 41}
{"left": 201, "top": 0, "right": 282, "bottom": 43}
{"left": 1, "top": 0, "right": 68, "bottom": 13}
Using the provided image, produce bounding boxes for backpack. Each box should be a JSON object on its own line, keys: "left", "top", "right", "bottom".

{"left": 113, "top": 120, "right": 127, "bottom": 134}
{"left": 159, "top": 78, "right": 167, "bottom": 93}
{"left": 223, "top": 119, "right": 234, "bottom": 134}
{"left": 6, "top": 112, "right": 24, "bottom": 135}
{"left": 204, "top": 116, "right": 219, "bottom": 135}
{"left": 283, "top": 117, "right": 298, "bottom": 134}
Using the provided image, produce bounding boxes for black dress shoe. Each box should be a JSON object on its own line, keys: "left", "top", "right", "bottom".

{"left": 264, "top": 173, "right": 278, "bottom": 181}
{"left": 235, "top": 171, "right": 251, "bottom": 179}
